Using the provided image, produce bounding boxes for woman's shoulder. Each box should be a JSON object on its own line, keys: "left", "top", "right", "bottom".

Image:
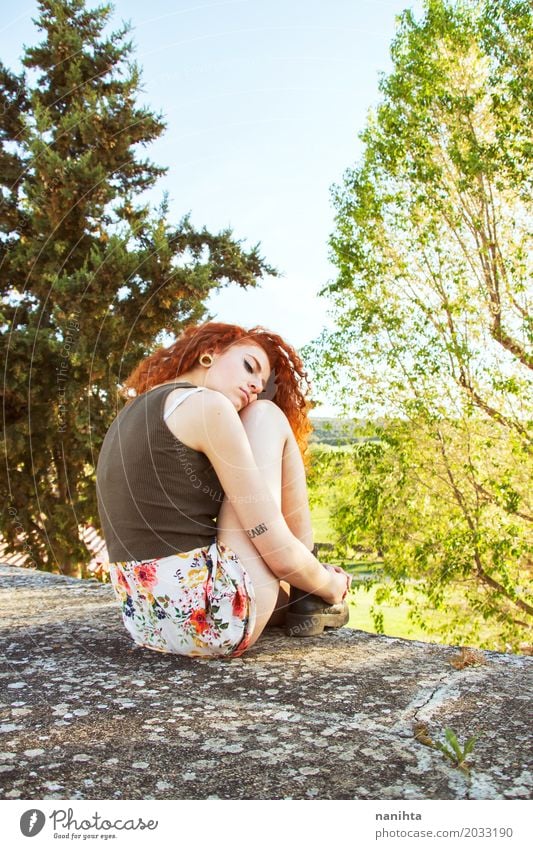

{"left": 164, "top": 384, "right": 229, "bottom": 407}
{"left": 163, "top": 386, "right": 238, "bottom": 453}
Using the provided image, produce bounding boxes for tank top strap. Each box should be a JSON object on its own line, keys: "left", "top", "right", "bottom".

{"left": 163, "top": 386, "right": 206, "bottom": 421}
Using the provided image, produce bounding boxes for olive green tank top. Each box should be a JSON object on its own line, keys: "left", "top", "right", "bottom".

{"left": 96, "top": 382, "right": 224, "bottom": 561}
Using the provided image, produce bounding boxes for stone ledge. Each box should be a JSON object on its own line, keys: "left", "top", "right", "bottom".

{"left": 0, "top": 564, "right": 531, "bottom": 800}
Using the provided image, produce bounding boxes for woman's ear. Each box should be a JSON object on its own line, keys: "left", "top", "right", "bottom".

{"left": 258, "top": 368, "right": 278, "bottom": 400}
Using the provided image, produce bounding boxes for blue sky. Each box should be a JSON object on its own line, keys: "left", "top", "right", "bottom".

{"left": 2, "top": 0, "right": 423, "bottom": 414}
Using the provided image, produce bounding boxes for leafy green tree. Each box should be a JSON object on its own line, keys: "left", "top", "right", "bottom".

{"left": 304, "top": 0, "right": 532, "bottom": 649}
{"left": 309, "top": 419, "right": 532, "bottom": 651}
{"left": 1, "top": 0, "right": 275, "bottom": 576}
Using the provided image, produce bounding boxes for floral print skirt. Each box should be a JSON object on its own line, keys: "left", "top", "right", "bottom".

{"left": 108, "top": 539, "right": 256, "bottom": 659}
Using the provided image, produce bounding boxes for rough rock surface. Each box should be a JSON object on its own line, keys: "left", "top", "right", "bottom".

{"left": 0, "top": 564, "right": 531, "bottom": 800}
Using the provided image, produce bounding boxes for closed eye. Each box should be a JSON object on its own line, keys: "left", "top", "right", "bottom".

{"left": 245, "top": 359, "right": 265, "bottom": 392}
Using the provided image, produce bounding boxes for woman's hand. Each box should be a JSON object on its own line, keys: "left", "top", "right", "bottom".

{"left": 321, "top": 562, "right": 352, "bottom": 604}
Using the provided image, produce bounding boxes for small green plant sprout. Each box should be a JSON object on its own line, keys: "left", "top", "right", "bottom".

{"left": 434, "top": 728, "right": 477, "bottom": 773}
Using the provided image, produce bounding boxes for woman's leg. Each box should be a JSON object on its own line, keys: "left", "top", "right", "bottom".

{"left": 280, "top": 426, "right": 314, "bottom": 551}
{"left": 265, "top": 426, "right": 316, "bottom": 626}
{"left": 216, "top": 400, "right": 311, "bottom": 648}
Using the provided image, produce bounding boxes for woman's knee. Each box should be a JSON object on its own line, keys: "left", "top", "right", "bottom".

{"left": 239, "top": 399, "right": 290, "bottom": 434}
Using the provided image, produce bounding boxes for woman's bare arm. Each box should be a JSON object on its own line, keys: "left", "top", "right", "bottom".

{"left": 168, "top": 391, "right": 346, "bottom": 604}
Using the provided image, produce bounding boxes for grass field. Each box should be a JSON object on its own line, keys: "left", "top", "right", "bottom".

{"left": 311, "top": 503, "right": 508, "bottom": 649}
{"left": 346, "top": 584, "right": 459, "bottom": 646}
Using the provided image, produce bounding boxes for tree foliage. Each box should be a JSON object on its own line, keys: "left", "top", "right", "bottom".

{"left": 1, "top": 0, "right": 275, "bottom": 576}
{"left": 304, "top": 0, "right": 532, "bottom": 650}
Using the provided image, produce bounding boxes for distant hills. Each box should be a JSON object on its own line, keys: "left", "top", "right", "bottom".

{"left": 309, "top": 416, "right": 383, "bottom": 445}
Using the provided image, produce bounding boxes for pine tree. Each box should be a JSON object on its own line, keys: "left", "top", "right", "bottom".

{"left": 1, "top": 0, "right": 275, "bottom": 576}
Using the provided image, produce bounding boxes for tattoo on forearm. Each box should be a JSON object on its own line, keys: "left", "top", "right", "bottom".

{"left": 246, "top": 523, "right": 268, "bottom": 540}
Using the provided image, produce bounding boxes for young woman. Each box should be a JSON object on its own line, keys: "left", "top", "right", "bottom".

{"left": 96, "top": 321, "right": 352, "bottom": 659}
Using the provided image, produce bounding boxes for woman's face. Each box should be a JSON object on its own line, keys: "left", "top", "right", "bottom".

{"left": 204, "top": 342, "right": 271, "bottom": 411}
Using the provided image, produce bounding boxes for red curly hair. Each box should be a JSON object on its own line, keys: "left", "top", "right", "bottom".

{"left": 122, "top": 321, "right": 315, "bottom": 464}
